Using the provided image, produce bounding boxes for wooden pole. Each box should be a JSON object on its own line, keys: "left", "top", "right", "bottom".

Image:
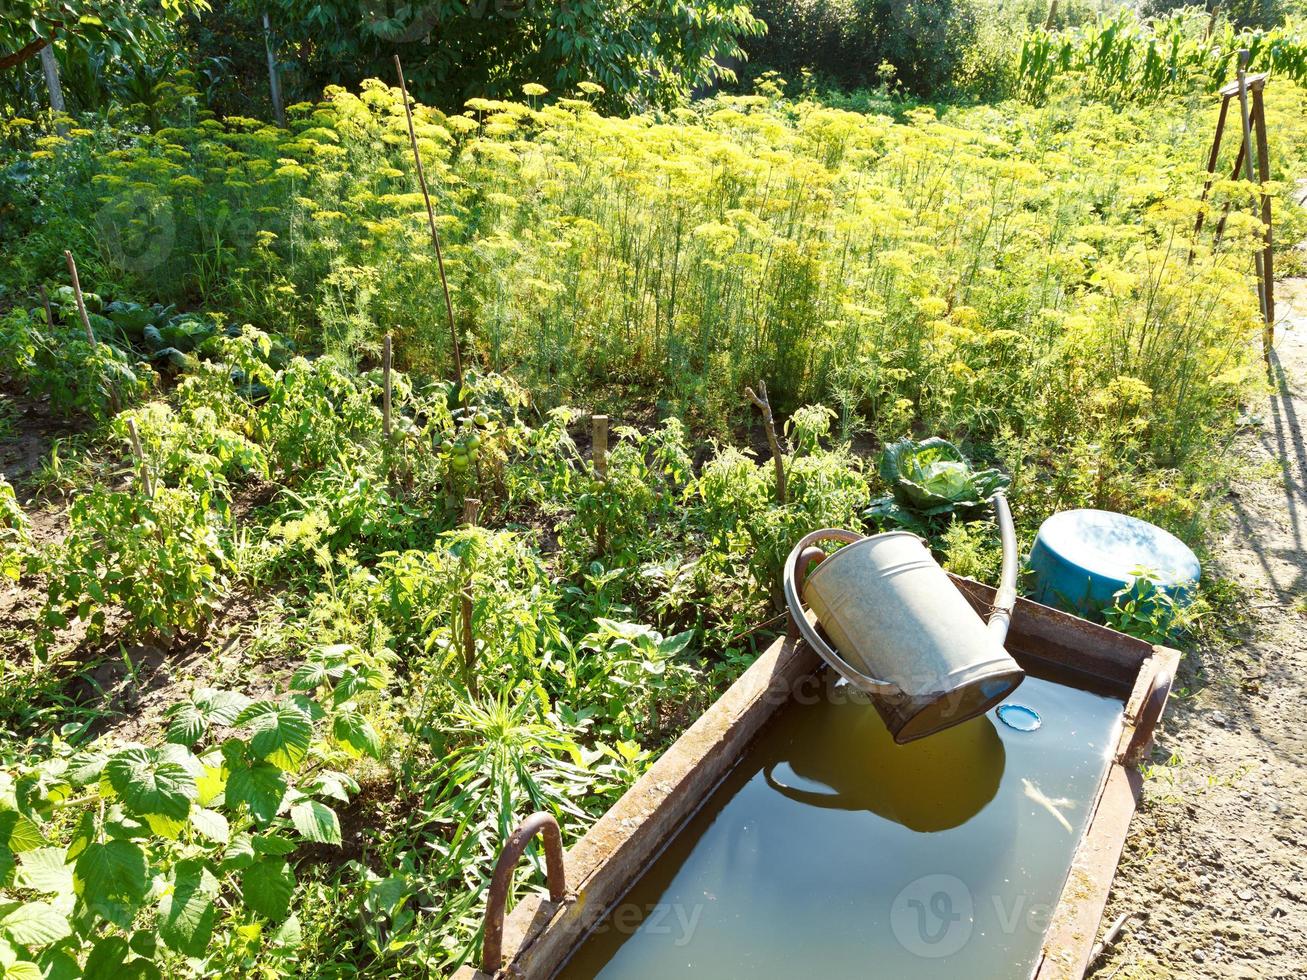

{"left": 745, "top": 381, "right": 787, "bottom": 505}
{"left": 1043, "top": 0, "right": 1058, "bottom": 31}
{"left": 382, "top": 333, "right": 393, "bottom": 439}
{"left": 461, "top": 497, "right": 481, "bottom": 696}
{"left": 1191, "top": 94, "right": 1231, "bottom": 259}
{"left": 63, "top": 251, "right": 95, "bottom": 345}
{"left": 37, "top": 284, "right": 54, "bottom": 328}
{"left": 1252, "top": 87, "right": 1274, "bottom": 354}
{"left": 1234, "top": 51, "right": 1269, "bottom": 336}
{"left": 261, "top": 11, "right": 286, "bottom": 128}
{"left": 1211, "top": 137, "right": 1247, "bottom": 250}
{"left": 126, "top": 418, "right": 153, "bottom": 497}
{"left": 593, "top": 414, "right": 608, "bottom": 555}
{"left": 592, "top": 415, "right": 608, "bottom": 478}
{"left": 394, "top": 55, "right": 464, "bottom": 389}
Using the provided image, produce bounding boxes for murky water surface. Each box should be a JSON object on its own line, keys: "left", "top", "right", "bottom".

{"left": 557, "top": 674, "right": 1123, "bottom": 979}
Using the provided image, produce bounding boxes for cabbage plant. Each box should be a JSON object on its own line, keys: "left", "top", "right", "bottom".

{"left": 867, "top": 437, "right": 1009, "bottom": 529}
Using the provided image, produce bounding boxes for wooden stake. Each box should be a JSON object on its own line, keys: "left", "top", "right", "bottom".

{"left": 593, "top": 414, "right": 608, "bottom": 554}
{"left": 127, "top": 418, "right": 153, "bottom": 497}
{"left": 261, "top": 11, "right": 286, "bottom": 128}
{"left": 1211, "top": 136, "right": 1247, "bottom": 250}
{"left": 394, "top": 55, "right": 464, "bottom": 389}
{"left": 1252, "top": 87, "right": 1274, "bottom": 354}
{"left": 592, "top": 415, "right": 608, "bottom": 478}
{"left": 382, "top": 333, "right": 393, "bottom": 439}
{"left": 37, "top": 284, "right": 54, "bottom": 328}
{"left": 1191, "top": 93, "right": 1230, "bottom": 259}
{"left": 63, "top": 250, "right": 95, "bottom": 345}
{"left": 1234, "top": 51, "right": 1270, "bottom": 337}
{"left": 461, "top": 497, "right": 481, "bottom": 696}
{"left": 745, "top": 381, "right": 787, "bottom": 505}
{"left": 1043, "top": 0, "right": 1058, "bottom": 31}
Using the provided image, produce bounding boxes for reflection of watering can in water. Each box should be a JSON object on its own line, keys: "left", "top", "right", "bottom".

{"left": 782, "top": 494, "right": 1024, "bottom": 744}
{"left": 763, "top": 695, "right": 1007, "bottom": 832}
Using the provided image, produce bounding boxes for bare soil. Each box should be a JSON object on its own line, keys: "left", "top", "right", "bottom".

{"left": 1092, "top": 278, "right": 1307, "bottom": 977}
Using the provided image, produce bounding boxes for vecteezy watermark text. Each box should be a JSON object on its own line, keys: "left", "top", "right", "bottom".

{"left": 587, "top": 901, "right": 704, "bottom": 947}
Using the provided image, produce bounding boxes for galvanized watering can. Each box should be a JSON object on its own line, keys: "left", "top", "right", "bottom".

{"left": 782, "top": 494, "right": 1023, "bottom": 744}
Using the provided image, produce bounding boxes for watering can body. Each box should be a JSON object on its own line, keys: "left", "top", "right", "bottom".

{"left": 797, "top": 531, "right": 1024, "bottom": 743}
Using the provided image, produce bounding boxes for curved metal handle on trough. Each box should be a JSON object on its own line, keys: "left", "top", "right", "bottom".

{"left": 1126, "top": 662, "right": 1176, "bottom": 766}
{"left": 782, "top": 528, "right": 901, "bottom": 696}
{"left": 481, "top": 811, "right": 567, "bottom": 976}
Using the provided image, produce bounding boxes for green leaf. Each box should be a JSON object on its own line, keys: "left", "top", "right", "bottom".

{"left": 656, "top": 629, "right": 695, "bottom": 658}
{"left": 235, "top": 702, "right": 312, "bottom": 770}
{"left": 82, "top": 936, "right": 128, "bottom": 980}
{"left": 1, "top": 962, "right": 43, "bottom": 980}
{"left": 74, "top": 839, "right": 148, "bottom": 904}
{"left": 65, "top": 752, "right": 108, "bottom": 786}
{"left": 15, "top": 848, "right": 72, "bottom": 896}
{"left": 333, "top": 711, "right": 381, "bottom": 759}
{"left": 289, "top": 662, "right": 330, "bottom": 692}
{"left": 225, "top": 762, "right": 286, "bottom": 824}
{"left": 34, "top": 947, "right": 79, "bottom": 980}
{"left": 290, "top": 800, "right": 341, "bottom": 845}
{"left": 0, "top": 902, "right": 71, "bottom": 946}
{"left": 305, "top": 770, "right": 358, "bottom": 803}
{"left": 164, "top": 702, "right": 206, "bottom": 746}
{"left": 240, "top": 858, "right": 294, "bottom": 921}
{"left": 251, "top": 834, "right": 296, "bottom": 856}
{"left": 105, "top": 747, "right": 197, "bottom": 820}
{"left": 166, "top": 689, "right": 251, "bottom": 745}
{"left": 270, "top": 912, "right": 301, "bottom": 948}
{"left": 129, "top": 929, "right": 156, "bottom": 958}
{"left": 190, "top": 807, "right": 229, "bottom": 844}
{"left": 0, "top": 812, "right": 45, "bottom": 854}
{"left": 158, "top": 860, "right": 217, "bottom": 957}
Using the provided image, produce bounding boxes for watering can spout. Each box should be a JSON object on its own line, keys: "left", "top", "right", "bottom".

{"left": 782, "top": 492, "right": 1023, "bottom": 744}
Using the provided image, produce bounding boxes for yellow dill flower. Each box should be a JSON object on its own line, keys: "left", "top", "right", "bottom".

{"left": 170, "top": 174, "right": 205, "bottom": 192}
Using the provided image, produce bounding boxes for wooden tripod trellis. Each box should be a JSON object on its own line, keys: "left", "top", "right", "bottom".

{"left": 1193, "top": 50, "right": 1275, "bottom": 359}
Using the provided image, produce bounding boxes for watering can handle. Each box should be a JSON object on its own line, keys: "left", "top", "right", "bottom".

{"left": 783, "top": 529, "right": 902, "bottom": 697}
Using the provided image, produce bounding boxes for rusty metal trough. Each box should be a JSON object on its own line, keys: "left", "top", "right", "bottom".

{"left": 455, "top": 577, "right": 1180, "bottom": 980}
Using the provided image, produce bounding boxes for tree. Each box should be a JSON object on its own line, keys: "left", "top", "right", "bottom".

{"left": 1, "top": 1, "right": 208, "bottom": 114}
{"left": 244, "top": 0, "right": 764, "bottom": 111}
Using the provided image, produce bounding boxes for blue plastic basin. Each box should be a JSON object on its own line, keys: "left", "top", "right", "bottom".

{"left": 1028, "top": 509, "right": 1201, "bottom": 616}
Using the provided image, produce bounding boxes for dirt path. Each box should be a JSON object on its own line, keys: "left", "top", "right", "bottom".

{"left": 1093, "top": 276, "right": 1307, "bottom": 977}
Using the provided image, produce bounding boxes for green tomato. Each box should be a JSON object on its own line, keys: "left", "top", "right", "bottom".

{"left": 451, "top": 455, "right": 469, "bottom": 472}
{"left": 474, "top": 411, "right": 490, "bottom": 426}
{"left": 466, "top": 433, "right": 481, "bottom": 451}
